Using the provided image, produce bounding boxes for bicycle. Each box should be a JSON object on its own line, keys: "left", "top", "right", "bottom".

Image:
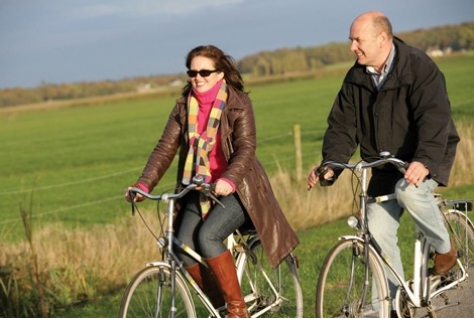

{"left": 119, "top": 175, "right": 303, "bottom": 318}
{"left": 315, "top": 152, "right": 474, "bottom": 318}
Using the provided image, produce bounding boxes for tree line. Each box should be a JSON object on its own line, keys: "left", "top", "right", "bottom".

{"left": 1, "top": 21, "right": 473, "bottom": 108}
{"left": 237, "top": 21, "right": 474, "bottom": 76}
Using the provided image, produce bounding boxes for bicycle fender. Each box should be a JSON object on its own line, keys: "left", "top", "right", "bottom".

{"left": 146, "top": 261, "right": 170, "bottom": 268}
{"left": 338, "top": 235, "right": 387, "bottom": 266}
{"left": 145, "top": 262, "right": 190, "bottom": 284}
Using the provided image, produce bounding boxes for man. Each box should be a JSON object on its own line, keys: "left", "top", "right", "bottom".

{"left": 307, "top": 11, "right": 460, "bottom": 313}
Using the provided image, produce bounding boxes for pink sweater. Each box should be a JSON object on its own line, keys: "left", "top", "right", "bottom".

{"left": 192, "top": 80, "right": 229, "bottom": 182}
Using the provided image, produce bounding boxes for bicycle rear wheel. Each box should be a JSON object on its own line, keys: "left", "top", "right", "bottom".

{"left": 316, "top": 238, "right": 390, "bottom": 318}
{"left": 444, "top": 209, "right": 474, "bottom": 270}
{"left": 240, "top": 239, "right": 303, "bottom": 317}
{"left": 119, "top": 265, "right": 196, "bottom": 318}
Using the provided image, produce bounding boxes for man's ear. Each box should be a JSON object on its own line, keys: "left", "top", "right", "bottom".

{"left": 379, "top": 31, "right": 387, "bottom": 48}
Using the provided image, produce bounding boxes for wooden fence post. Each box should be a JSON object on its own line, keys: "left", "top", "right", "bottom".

{"left": 293, "top": 124, "right": 302, "bottom": 181}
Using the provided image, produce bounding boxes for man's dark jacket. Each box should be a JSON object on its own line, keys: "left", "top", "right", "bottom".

{"left": 322, "top": 37, "right": 460, "bottom": 196}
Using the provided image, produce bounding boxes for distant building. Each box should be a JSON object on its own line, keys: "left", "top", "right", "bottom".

{"left": 428, "top": 49, "right": 444, "bottom": 57}
{"left": 136, "top": 83, "right": 152, "bottom": 93}
{"left": 169, "top": 79, "right": 184, "bottom": 87}
{"left": 426, "top": 46, "right": 452, "bottom": 57}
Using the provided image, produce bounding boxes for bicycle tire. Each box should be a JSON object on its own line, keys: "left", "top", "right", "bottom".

{"left": 119, "top": 264, "right": 196, "bottom": 318}
{"left": 240, "top": 239, "right": 303, "bottom": 318}
{"left": 315, "top": 238, "right": 390, "bottom": 318}
{"left": 444, "top": 209, "right": 474, "bottom": 271}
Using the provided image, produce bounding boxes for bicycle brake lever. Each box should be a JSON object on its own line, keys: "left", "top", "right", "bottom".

{"left": 208, "top": 193, "right": 225, "bottom": 209}
{"left": 128, "top": 190, "right": 136, "bottom": 216}
{"left": 131, "top": 202, "right": 136, "bottom": 216}
{"left": 195, "top": 179, "right": 225, "bottom": 208}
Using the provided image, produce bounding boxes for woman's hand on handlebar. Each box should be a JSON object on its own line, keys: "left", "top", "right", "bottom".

{"left": 307, "top": 166, "right": 335, "bottom": 190}
{"left": 124, "top": 184, "right": 145, "bottom": 202}
{"left": 214, "top": 179, "right": 233, "bottom": 196}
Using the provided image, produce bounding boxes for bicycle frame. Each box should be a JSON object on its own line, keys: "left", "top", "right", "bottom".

{"left": 366, "top": 201, "right": 469, "bottom": 310}
{"left": 133, "top": 187, "right": 285, "bottom": 318}
{"left": 156, "top": 193, "right": 224, "bottom": 317}
{"left": 169, "top": 218, "right": 285, "bottom": 317}
{"left": 326, "top": 157, "right": 470, "bottom": 312}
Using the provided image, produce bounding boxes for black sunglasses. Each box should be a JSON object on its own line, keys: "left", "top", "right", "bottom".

{"left": 186, "top": 69, "right": 219, "bottom": 78}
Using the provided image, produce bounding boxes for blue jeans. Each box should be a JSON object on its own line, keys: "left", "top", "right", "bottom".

{"left": 367, "top": 178, "right": 451, "bottom": 304}
{"left": 174, "top": 191, "right": 250, "bottom": 266}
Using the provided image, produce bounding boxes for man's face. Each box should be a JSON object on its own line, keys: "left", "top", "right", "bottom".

{"left": 349, "top": 18, "right": 382, "bottom": 68}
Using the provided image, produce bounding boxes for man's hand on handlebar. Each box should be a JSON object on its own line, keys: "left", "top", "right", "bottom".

{"left": 307, "top": 166, "right": 335, "bottom": 190}
{"left": 404, "top": 161, "right": 430, "bottom": 187}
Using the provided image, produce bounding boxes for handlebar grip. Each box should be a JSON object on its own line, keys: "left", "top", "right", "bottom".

{"left": 317, "top": 166, "right": 334, "bottom": 187}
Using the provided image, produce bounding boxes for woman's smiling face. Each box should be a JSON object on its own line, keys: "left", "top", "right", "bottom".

{"left": 188, "top": 56, "right": 224, "bottom": 93}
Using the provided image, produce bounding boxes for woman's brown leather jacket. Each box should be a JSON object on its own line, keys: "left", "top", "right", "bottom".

{"left": 136, "top": 86, "right": 299, "bottom": 268}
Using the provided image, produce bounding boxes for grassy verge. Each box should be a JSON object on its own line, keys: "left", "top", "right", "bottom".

{"left": 1, "top": 120, "right": 472, "bottom": 317}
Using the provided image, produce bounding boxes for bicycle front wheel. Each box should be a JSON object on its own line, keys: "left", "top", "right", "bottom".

{"left": 240, "top": 239, "right": 303, "bottom": 317}
{"left": 119, "top": 265, "right": 196, "bottom": 318}
{"left": 316, "top": 238, "right": 389, "bottom": 318}
{"left": 444, "top": 209, "right": 474, "bottom": 270}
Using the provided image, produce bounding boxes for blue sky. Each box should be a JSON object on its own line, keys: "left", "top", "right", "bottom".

{"left": 1, "top": 0, "right": 473, "bottom": 89}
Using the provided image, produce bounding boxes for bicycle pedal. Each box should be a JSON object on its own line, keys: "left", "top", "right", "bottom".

{"left": 430, "top": 271, "right": 459, "bottom": 289}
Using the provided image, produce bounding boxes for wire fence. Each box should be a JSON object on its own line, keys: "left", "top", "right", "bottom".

{"left": 2, "top": 96, "right": 472, "bottom": 228}
{"left": 0, "top": 129, "right": 324, "bottom": 226}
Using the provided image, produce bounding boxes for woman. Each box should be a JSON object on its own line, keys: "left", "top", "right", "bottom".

{"left": 125, "top": 45, "right": 299, "bottom": 318}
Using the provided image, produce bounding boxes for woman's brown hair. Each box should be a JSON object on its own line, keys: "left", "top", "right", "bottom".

{"left": 183, "top": 45, "right": 245, "bottom": 94}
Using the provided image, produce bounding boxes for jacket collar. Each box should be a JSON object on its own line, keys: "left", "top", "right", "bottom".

{"left": 346, "top": 37, "right": 414, "bottom": 91}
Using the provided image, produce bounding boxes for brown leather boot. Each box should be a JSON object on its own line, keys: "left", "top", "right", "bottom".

{"left": 185, "top": 263, "right": 225, "bottom": 309}
{"left": 433, "top": 239, "right": 457, "bottom": 275}
{"left": 206, "top": 251, "right": 249, "bottom": 318}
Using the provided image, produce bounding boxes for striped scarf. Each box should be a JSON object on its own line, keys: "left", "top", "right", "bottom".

{"left": 182, "top": 80, "right": 228, "bottom": 219}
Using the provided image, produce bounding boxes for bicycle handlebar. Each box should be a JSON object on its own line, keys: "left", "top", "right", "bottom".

{"left": 316, "top": 153, "right": 409, "bottom": 187}
{"left": 128, "top": 175, "right": 225, "bottom": 215}
{"left": 322, "top": 156, "right": 408, "bottom": 173}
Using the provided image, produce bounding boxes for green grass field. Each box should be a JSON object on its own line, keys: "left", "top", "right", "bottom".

{"left": 0, "top": 63, "right": 342, "bottom": 241}
{"left": 2, "top": 53, "right": 472, "bottom": 242}
{"left": 1, "top": 52, "right": 474, "bottom": 317}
